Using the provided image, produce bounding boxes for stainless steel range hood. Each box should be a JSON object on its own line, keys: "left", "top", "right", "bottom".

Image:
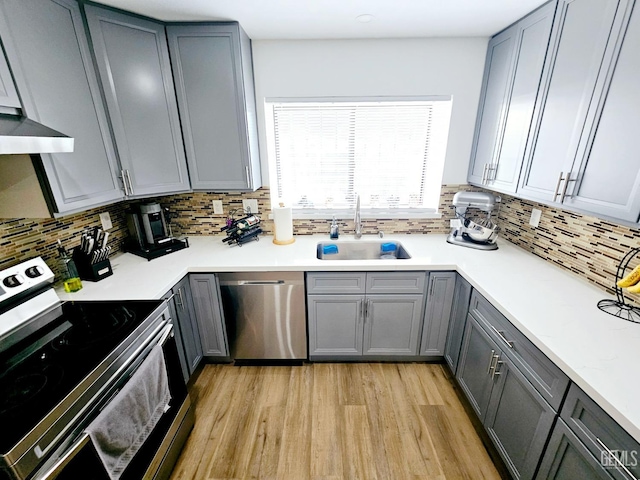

{"left": 0, "top": 114, "right": 74, "bottom": 154}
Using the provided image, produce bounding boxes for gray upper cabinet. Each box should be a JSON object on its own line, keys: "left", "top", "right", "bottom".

{"left": 562, "top": 1, "right": 640, "bottom": 222}
{"left": 469, "top": 2, "right": 555, "bottom": 193}
{"left": 468, "top": 26, "right": 516, "bottom": 186}
{"left": 189, "top": 274, "right": 229, "bottom": 357}
{"left": 420, "top": 272, "right": 456, "bottom": 356}
{"left": 167, "top": 23, "right": 262, "bottom": 191}
{"left": 0, "top": 44, "right": 20, "bottom": 109}
{"left": 444, "top": 274, "right": 472, "bottom": 373}
{"left": 518, "top": 0, "right": 627, "bottom": 204}
{"left": 0, "top": 0, "right": 123, "bottom": 214}
{"left": 84, "top": 5, "right": 190, "bottom": 198}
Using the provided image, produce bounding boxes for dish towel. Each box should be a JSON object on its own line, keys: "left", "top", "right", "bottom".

{"left": 85, "top": 344, "right": 171, "bottom": 480}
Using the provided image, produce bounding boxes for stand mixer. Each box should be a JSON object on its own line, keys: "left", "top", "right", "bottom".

{"left": 447, "top": 191, "right": 501, "bottom": 250}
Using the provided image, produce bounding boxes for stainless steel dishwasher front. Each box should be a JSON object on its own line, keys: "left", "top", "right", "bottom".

{"left": 218, "top": 271, "right": 307, "bottom": 360}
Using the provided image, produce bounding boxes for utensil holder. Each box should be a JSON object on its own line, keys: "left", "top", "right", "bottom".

{"left": 72, "top": 248, "right": 113, "bottom": 282}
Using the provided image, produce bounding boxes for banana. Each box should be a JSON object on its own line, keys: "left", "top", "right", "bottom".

{"left": 627, "top": 282, "right": 640, "bottom": 294}
{"left": 617, "top": 264, "right": 640, "bottom": 288}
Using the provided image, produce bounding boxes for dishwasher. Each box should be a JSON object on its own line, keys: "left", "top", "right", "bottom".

{"left": 218, "top": 272, "right": 307, "bottom": 362}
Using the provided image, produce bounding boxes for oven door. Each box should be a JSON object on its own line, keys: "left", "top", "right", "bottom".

{"left": 30, "top": 324, "right": 191, "bottom": 480}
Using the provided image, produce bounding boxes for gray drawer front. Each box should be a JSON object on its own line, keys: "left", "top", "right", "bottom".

{"left": 365, "top": 272, "right": 426, "bottom": 294}
{"left": 306, "top": 272, "right": 367, "bottom": 294}
{"left": 561, "top": 384, "right": 640, "bottom": 480}
{"left": 469, "top": 291, "right": 570, "bottom": 411}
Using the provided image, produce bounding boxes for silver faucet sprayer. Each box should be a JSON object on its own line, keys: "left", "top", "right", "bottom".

{"left": 354, "top": 194, "right": 362, "bottom": 239}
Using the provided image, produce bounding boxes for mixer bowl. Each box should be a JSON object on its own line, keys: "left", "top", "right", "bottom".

{"left": 463, "top": 218, "right": 499, "bottom": 243}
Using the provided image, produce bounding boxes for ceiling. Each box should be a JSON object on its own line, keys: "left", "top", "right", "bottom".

{"left": 93, "top": 0, "right": 550, "bottom": 39}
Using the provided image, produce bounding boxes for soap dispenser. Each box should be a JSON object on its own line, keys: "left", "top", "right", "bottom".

{"left": 329, "top": 216, "right": 339, "bottom": 239}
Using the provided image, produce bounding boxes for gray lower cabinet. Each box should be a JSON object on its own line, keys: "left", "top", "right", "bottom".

{"left": 0, "top": 0, "right": 123, "bottom": 214}
{"left": 0, "top": 40, "right": 20, "bottom": 109}
{"left": 306, "top": 272, "right": 425, "bottom": 359}
{"left": 536, "top": 419, "right": 613, "bottom": 479}
{"left": 444, "top": 274, "right": 472, "bottom": 373}
{"left": 419, "top": 272, "right": 456, "bottom": 356}
{"left": 164, "top": 276, "right": 203, "bottom": 382}
{"left": 189, "top": 274, "right": 229, "bottom": 358}
{"left": 84, "top": 5, "right": 190, "bottom": 198}
{"left": 457, "top": 315, "right": 557, "bottom": 479}
{"left": 167, "top": 23, "right": 261, "bottom": 191}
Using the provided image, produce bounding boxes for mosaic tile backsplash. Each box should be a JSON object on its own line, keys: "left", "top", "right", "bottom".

{"left": 1, "top": 185, "right": 639, "bottom": 299}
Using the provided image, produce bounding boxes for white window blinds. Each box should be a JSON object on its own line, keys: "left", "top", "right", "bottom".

{"left": 267, "top": 98, "right": 452, "bottom": 215}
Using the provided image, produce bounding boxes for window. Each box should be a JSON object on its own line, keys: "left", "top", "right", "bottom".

{"left": 265, "top": 97, "right": 452, "bottom": 218}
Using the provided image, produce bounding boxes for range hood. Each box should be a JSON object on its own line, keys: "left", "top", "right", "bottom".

{"left": 0, "top": 114, "right": 74, "bottom": 154}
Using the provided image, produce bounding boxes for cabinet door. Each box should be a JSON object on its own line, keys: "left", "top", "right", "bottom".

{"left": 307, "top": 294, "right": 363, "bottom": 357}
{"left": 490, "top": 3, "right": 555, "bottom": 193}
{"left": 563, "top": 2, "right": 640, "bottom": 222}
{"left": 444, "top": 275, "right": 472, "bottom": 373}
{"left": 519, "top": 0, "right": 622, "bottom": 203}
{"left": 456, "top": 315, "right": 501, "bottom": 422}
{"left": 420, "top": 272, "right": 456, "bottom": 356}
{"left": 0, "top": 45, "right": 20, "bottom": 108}
{"left": 189, "top": 274, "right": 228, "bottom": 357}
{"left": 468, "top": 26, "right": 516, "bottom": 186}
{"left": 536, "top": 419, "right": 613, "bottom": 480}
{"left": 84, "top": 5, "right": 190, "bottom": 197}
{"left": 364, "top": 294, "right": 424, "bottom": 356}
{"left": 173, "top": 276, "right": 203, "bottom": 376}
{"left": 485, "top": 353, "right": 556, "bottom": 480}
{"left": 0, "top": 0, "right": 123, "bottom": 214}
{"left": 167, "top": 23, "right": 261, "bottom": 191}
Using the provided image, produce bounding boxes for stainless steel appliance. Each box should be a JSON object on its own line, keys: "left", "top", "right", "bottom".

{"left": 0, "top": 257, "right": 193, "bottom": 480}
{"left": 218, "top": 272, "right": 307, "bottom": 362}
{"left": 447, "top": 191, "right": 501, "bottom": 250}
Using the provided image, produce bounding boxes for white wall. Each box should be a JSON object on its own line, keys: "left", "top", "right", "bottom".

{"left": 251, "top": 37, "right": 488, "bottom": 186}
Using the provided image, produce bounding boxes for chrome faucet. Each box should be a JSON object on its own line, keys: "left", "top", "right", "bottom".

{"left": 354, "top": 194, "right": 362, "bottom": 239}
{"left": 329, "top": 216, "right": 339, "bottom": 239}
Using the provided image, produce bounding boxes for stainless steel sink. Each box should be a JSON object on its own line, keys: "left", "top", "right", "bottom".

{"left": 316, "top": 241, "right": 412, "bottom": 260}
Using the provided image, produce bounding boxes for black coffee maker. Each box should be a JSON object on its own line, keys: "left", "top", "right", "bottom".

{"left": 126, "top": 203, "right": 188, "bottom": 260}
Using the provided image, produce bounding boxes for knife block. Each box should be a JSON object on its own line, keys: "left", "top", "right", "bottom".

{"left": 72, "top": 248, "right": 113, "bottom": 282}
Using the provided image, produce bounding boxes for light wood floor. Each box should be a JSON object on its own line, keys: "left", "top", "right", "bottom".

{"left": 169, "top": 363, "right": 501, "bottom": 480}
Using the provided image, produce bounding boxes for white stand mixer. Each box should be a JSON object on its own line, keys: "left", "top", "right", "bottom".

{"left": 447, "top": 191, "right": 501, "bottom": 250}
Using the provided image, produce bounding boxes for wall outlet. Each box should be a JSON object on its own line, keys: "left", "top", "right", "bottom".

{"left": 529, "top": 208, "right": 542, "bottom": 228}
{"left": 212, "top": 200, "right": 224, "bottom": 215}
{"left": 242, "top": 199, "right": 258, "bottom": 214}
{"left": 99, "top": 212, "right": 113, "bottom": 231}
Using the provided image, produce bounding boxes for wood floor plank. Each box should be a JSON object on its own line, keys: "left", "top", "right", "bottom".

{"left": 276, "top": 366, "right": 313, "bottom": 479}
{"left": 170, "top": 363, "right": 502, "bottom": 480}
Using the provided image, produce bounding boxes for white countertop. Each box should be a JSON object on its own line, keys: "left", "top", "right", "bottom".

{"left": 57, "top": 234, "right": 640, "bottom": 443}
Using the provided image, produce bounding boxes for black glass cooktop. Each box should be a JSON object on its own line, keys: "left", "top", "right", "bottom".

{"left": 0, "top": 300, "right": 163, "bottom": 453}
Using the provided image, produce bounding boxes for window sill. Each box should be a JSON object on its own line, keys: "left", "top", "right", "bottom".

{"left": 268, "top": 210, "right": 443, "bottom": 220}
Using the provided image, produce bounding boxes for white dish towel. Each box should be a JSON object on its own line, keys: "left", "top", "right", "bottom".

{"left": 85, "top": 344, "right": 171, "bottom": 480}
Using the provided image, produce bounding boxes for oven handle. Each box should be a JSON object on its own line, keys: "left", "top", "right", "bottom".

{"left": 33, "top": 433, "right": 90, "bottom": 480}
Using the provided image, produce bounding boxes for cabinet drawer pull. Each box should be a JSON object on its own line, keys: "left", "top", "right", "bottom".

{"left": 487, "top": 322, "right": 514, "bottom": 349}
{"left": 492, "top": 359, "right": 503, "bottom": 379}
{"left": 596, "top": 437, "right": 638, "bottom": 480}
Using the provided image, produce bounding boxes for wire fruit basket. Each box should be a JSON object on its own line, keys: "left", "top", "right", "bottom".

{"left": 597, "top": 247, "right": 640, "bottom": 323}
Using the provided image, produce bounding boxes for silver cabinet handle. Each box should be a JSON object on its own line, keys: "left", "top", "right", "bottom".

{"left": 492, "top": 359, "right": 504, "bottom": 379}
{"left": 553, "top": 171, "right": 565, "bottom": 201}
{"left": 596, "top": 437, "right": 639, "bottom": 480}
{"left": 488, "top": 164, "right": 497, "bottom": 183}
{"left": 358, "top": 298, "right": 364, "bottom": 324}
{"left": 487, "top": 322, "right": 514, "bottom": 349}
{"left": 125, "top": 169, "right": 134, "bottom": 195}
{"left": 482, "top": 163, "right": 489, "bottom": 184}
{"left": 245, "top": 166, "right": 251, "bottom": 188}
{"left": 487, "top": 349, "right": 496, "bottom": 374}
{"left": 560, "top": 174, "right": 577, "bottom": 203}
{"left": 120, "top": 169, "right": 130, "bottom": 196}
{"left": 365, "top": 299, "right": 372, "bottom": 323}
{"left": 176, "top": 287, "right": 184, "bottom": 310}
